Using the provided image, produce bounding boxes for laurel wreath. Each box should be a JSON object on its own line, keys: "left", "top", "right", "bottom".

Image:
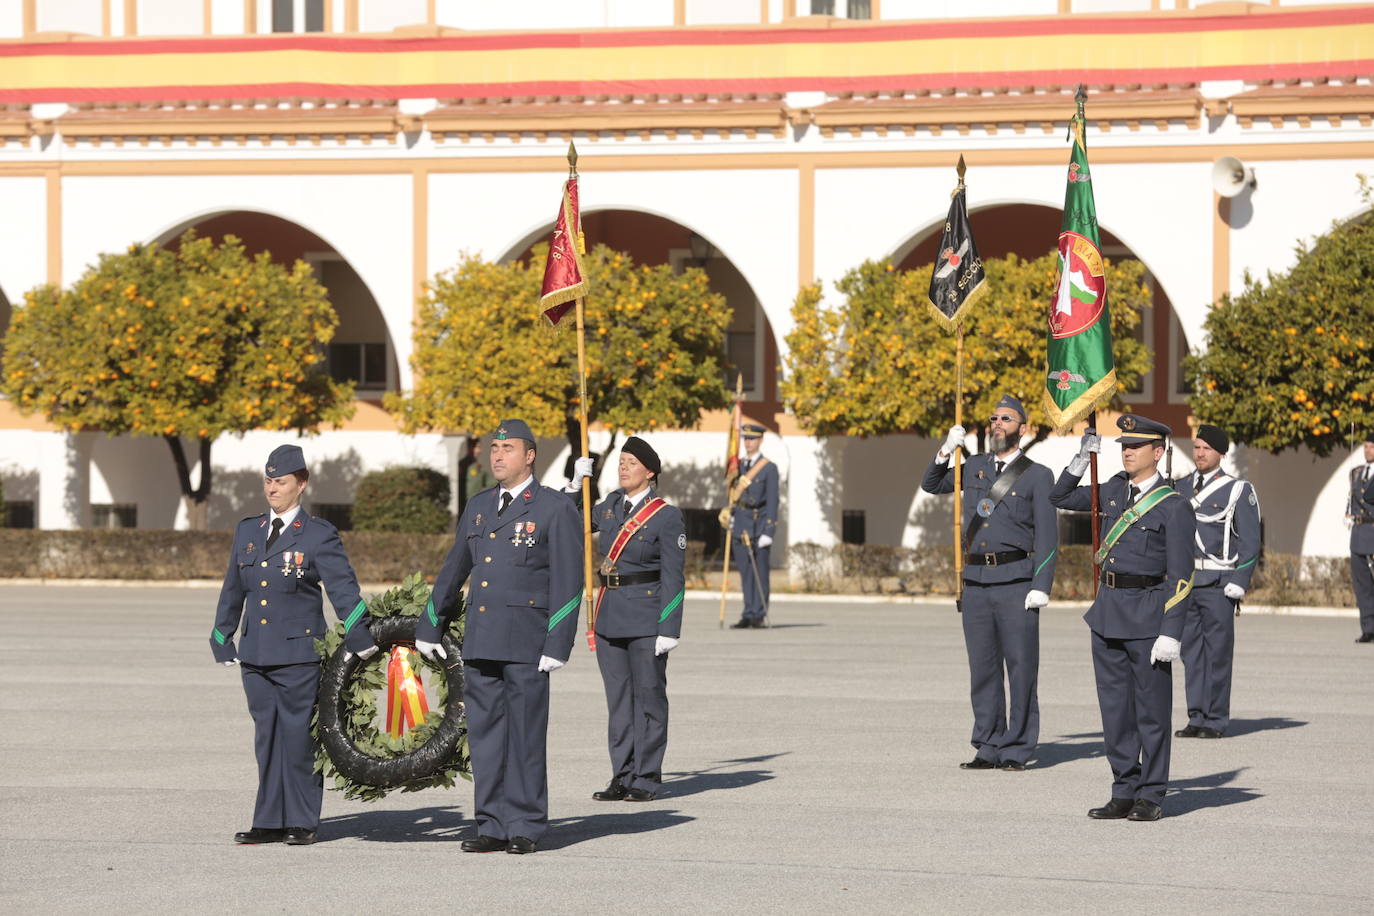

{"left": 310, "top": 572, "right": 470, "bottom": 802}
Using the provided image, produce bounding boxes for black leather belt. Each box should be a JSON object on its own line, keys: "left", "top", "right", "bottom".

{"left": 598, "top": 571, "right": 660, "bottom": 588}
{"left": 964, "top": 549, "right": 1028, "bottom": 567}
{"left": 740, "top": 501, "right": 763, "bottom": 510}
{"left": 1355, "top": 515, "right": 1374, "bottom": 524}
{"left": 1101, "top": 571, "right": 1164, "bottom": 589}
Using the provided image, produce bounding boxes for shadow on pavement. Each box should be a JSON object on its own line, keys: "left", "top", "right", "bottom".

{"left": 759, "top": 623, "right": 825, "bottom": 630}
{"left": 661, "top": 753, "right": 787, "bottom": 798}
{"left": 1030, "top": 732, "right": 1104, "bottom": 769}
{"left": 1224, "top": 716, "right": 1308, "bottom": 737}
{"left": 319, "top": 805, "right": 469, "bottom": 842}
{"left": 1166, "top": 767, "right": 1263, "bottom": 816}
{"left": 541, "top": 810, "right": 695, "bottom": 850}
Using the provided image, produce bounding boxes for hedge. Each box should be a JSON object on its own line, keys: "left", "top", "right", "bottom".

{"left": 351, "top": 467, "right": 452, "bottom": 535}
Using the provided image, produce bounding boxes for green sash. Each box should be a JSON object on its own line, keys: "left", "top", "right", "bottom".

{"left": 1093, "top": 486, "right": 1178, "bottom": 566}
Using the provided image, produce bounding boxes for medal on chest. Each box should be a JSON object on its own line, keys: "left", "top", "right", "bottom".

{"left": 511, "top": 520, "right": 536, "bottom": 547}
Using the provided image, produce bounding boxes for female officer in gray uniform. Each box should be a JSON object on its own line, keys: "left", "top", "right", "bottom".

{"left": 568, "top": 437, "right": 686, "bottom": 802}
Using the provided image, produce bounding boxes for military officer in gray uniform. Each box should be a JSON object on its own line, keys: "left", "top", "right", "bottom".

{"left": 922, "top": 395, "right": 1058, "bottom": 771}
{"left": 1051, "top": 415, "right": 1196, "bottom": 821}
{"left": 1348, "top": 432, "right": 1374, "bottom": 643}
{"left": 729, "top": 423, "right": 779, "bottom": 629}
{"left": 415, "top": 419, "right": 583, "bottom": 855}
{"left": 1174, "top": 425, "right": 1261, "bottom": 739}
{"left": 210, "top": 444, "right": 379, "bottom": 846}
{"left": 567, "top": 437, "right": 686, "bottom": 802}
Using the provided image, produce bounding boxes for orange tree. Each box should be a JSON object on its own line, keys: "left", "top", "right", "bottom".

{"left": 1184, "top": 178, "right": 1374, "bottom": 457}
{"left": 0, "top": 231, "right": 355, "bottom": 528}
{"left": 388, "top": 242, "right": 732, "bottom": 463}
{"left": 782, "top": 252, "right": 1152, "bottom": 442}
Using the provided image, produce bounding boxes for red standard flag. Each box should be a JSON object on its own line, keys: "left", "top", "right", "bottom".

{"left": 724, "top": 396, "right": 742, "bottom": 491}
{"left": 539, "top": 176, "right": 590, "bottom": 325}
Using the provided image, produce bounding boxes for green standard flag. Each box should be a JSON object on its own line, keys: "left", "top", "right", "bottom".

{"left": 1044, "top": 90, "right": 1116, "bottom": 432}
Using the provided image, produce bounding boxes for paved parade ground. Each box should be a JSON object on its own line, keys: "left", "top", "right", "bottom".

{"left": 1, "top": 585, "right": 1370, "bottom": 915}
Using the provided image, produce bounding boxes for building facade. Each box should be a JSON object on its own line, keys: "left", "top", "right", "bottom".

{"left": 0, "top": 1, "right": 1371, "bottom": 562}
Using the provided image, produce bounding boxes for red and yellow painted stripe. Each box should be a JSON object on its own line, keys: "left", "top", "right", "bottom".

{"left": 0, "top": 7, "right": 1370, "bottom": 103}
{"left": 385, "top": 645, "right": 429, "bottom": 738}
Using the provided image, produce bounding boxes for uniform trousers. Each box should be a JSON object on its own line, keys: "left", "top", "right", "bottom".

{"left": 1180, "top": 583, "right": 1236, "bottom": 732}
{"left": 464, "top": 659, "right": 550, "bottom": 842}
{"left": 241, "top": 662, "right": 322, "bottom": 830}
{"left": 734, "top": 536, "right": 771, "bottom": 621}
{"left": 596, "top": 633, "right": 669, "bottom": 793}
{"left": 1090, "top": 630, "right": 1172, "bottom": 804}
{"left": 1351, "top": 552, "right": 1374, "bottom": 635}
{"left": 961, "top": 579, "right": 1039, "bottom": 765}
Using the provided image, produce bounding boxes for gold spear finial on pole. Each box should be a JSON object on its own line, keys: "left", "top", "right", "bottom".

{"left": 956, "top": 154, "right": 967, "bottom": 188}
{"left": 567, "top": 141, "right": 579, "bottom": 178}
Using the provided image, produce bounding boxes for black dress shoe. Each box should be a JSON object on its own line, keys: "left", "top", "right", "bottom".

{"left": 959, "top": 757, "right": 996, "bottom": 770}
{"left": 233, "top": 827, "right": 285, "bottom": 844}
{"left": 998, "top": 760, "right": 1026, "bottom": 771}
{"left": 730, "top": 619, "right": 759, "bottom": 629}
{"left": 1127, "top": 799, "right": 1163, "bottom": 821}
{"left": 1195, "top": 726, "right": 1223, "bottom": 739}
{"left": 624, "top": 787, "right": 657, "bottom": 802}
{"left": 1175, "top": 724, "right": 1201, "bottom": 738}
{"left": 1088, "top": 798, "right": 1134, "bottom": 819}
{"left": 593, "top": 779, "right": 629, "bottom": 801}
{"left": 506, "top": 837, "right": 536, "bottom": 854}
{"left": 461, "top": 835, "right": 509, "bottom": 853}
{"left": 284, "top": 827, "right": 317, "bottom": 845}
{"left": 1357, "top": 633, "right": 1374, "bottom": 643}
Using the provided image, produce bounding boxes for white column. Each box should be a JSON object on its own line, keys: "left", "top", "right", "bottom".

{"left": 38, "top": 432, "right": 93, "bottom": 529}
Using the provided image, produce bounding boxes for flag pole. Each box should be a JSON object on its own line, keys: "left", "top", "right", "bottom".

{"left": 1089, "top": 409, "right": 1101, "bottom": 596}
{"left": 566, "top": 143, "right": 597, "bottom": 651}
{"left": 718, "top": 373, "right": 743, "bottom": 629}
{"left": 954, "top": 321, "right": 965, "bottom": 610}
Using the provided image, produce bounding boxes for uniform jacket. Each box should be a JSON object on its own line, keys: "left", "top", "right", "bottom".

{"left": 210, "top": 509, "right": 374, "bottom": 665}
{"left": 1051, "top": 471, "right": 1197, "bottom": 641}
{"left": 418, "top": 479, "right": 584, "bottom": 664}
{"left": 922, "top": 451, "right": 1058, "bottom": 594}
{"left": 1174, "top": 470, "right": 1261, "bottom": 589}
{"left": 730, "top": 455, "right": 779, "bottom": 540}
{"left": 588, "top": 487, "right": 687, "bottom": 640}
{"left": 1349, "top": 465, "right": 1374, "bottom": 555}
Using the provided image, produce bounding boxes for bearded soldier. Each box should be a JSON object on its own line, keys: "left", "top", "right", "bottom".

{"left": 922, "top": 395, "right": 1057, "bottom": 772}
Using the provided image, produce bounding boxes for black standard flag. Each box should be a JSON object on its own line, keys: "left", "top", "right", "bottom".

{"left": 926, "top": 164, "right": 988, "bottom": 331}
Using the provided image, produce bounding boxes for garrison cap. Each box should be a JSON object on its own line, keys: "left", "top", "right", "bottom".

{"left": 620, "top": 436, "right": 661, "bottom": 476}
{"left": 995, "top": 394, "right": 1027, "bottom": 423}
{"left": 490, "top": 419, "right": 536, "bottom": 445}
{"left": 1195, "top": 424, "right": 1230, "bottom": 455}
{"left": 741, "top": 423, "right": 767, "bottom": 440}
{"left": 265, "top": 444, "right": 306, "bottom": 478}
{"left": 1115, "top": 413, "right": 1171, "bottom": 446}
{"left": 1365, "top": 431, "right": 1374, "bottom": 445}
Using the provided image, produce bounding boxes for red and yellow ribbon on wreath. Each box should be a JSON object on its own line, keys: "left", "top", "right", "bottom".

{"left": 385, "top": 646, "right": 430, "bottom": 738}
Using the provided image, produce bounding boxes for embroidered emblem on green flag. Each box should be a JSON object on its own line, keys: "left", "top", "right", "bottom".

{"left": 1044, "top": 88, "right": 1117, "bottom": 432}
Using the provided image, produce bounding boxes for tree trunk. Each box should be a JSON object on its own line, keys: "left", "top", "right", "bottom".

{"left": 166, "top": 435, "right": 214, "bottom": 530}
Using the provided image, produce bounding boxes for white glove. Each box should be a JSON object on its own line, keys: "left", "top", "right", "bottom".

{"left": 1346, "top": 516, "right": 1354, "bottom": 530}
{"left": 346, "top": 644, "right": 381, "bottom": 662}
{"left": 1149, "top": 635, "right": 1181, "bottom": 664}
{"left": 538, "top": 655, "right": 565, "bottom": 673}
{"left": 757, "top": 535, "right": 773, "bottom": 548}
{"left": 1024, "top": 589, "right": 1049, "bottom": 609}
{"left": 939, "top": 424, "right": 967, "bottom": 459}
{"left": 1223, "top": 583, "right": 1245, "bottom": 600}
{"left": 654, "top": 635, "right": 679, "bottom": 656}
{"left": 415, "top": 638, "right": 446, "bottom": 661}
{"left": 1067, "top": 428, "right": 1102, "bottom": 476}
{"left": 221, "top": 658, "right": 239, "bottom": 667}
{"left": 570, "top": 456, "right": 594, "bottom": 487}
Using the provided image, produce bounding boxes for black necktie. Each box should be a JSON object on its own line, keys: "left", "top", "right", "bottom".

{"left": 1127, "top": 485, "right": 1139, "bottom": 508}
{"left": 621, "top": 499, "right": 633, "bottom": 521}
{"left": 995, "top": 460, "right": 1005, "bottom": 475}
{"left": 498, "top": 492, "right": 513, "bottom": 516}
{"left": 1196, "top": 471, "right": 1205, "bottom": 491}
{"left": 265, "top": 518, "right": 283, "bottom": 550}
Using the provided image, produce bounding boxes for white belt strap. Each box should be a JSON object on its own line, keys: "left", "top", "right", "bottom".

{"left": 1193, "top": 477, "right": 1251, "bottom": 567}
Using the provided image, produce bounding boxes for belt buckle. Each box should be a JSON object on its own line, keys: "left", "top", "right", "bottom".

{"left": 1105, "top": 571, "right": 1116, "bottom": 588}
{"left": 606, "top": 574, "right": 620, "bottom": 588}
{"left": 984, "top": 553, "right": 998, "bottom": 567}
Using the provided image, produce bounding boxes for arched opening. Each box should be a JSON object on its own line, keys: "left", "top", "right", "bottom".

{"left": 156, "top": 211, "right": 399, "bottom": 397}
{"left": 504, "top": 208, "right": 782, "bottom": 410}
{"left": 896, "top": 202, "right": 1193, "bottom": 435}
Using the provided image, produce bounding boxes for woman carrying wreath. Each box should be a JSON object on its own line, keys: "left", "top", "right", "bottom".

{"left": 208, "top": 444, "right": 379, "bottom": 846}
{"left": 567, "top": 437, "right": 687, "bottom": 803}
